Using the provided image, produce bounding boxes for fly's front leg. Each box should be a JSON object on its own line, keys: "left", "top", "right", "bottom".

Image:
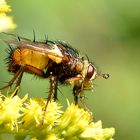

{"left": 79, "top": 88, "right": 93, "bottom": 121}
{"left": 79, "top": 91, "right": 90, "bottom": 112}
{"left": 78, "top": 83, "right": 91, "bottom": 112}
{"left": 73, "top": 85, "right": 78, "bottom": 105}
{"left": 73, "top": 82, "right": 90, "bottom": 111}
{"left": 66, "top": 75, "right": 83, "bottom": 105}
{"left": 73, "top": 83, "right": 83, "bottom": 105}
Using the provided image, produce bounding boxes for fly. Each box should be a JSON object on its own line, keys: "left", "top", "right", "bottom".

{"left": 0, "top": 33, "right": 109, "bottom": 111}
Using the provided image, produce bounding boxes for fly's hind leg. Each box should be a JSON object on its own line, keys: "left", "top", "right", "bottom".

{"left": 0, "top": 67, "right": 24, "bottom": 92}
{"left": 11, "top": 70, "right": 24, "bottom": 97}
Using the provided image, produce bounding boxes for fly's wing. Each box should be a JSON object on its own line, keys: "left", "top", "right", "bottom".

{"left": 3, "top": 39, "right": 64, "bottom": 64}
{"left": 1, "top": 32, "right": 31, "bottom": 41}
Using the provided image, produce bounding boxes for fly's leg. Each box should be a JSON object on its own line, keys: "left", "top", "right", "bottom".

{"left": 53, "top": 76, "right": 58, "bottom": 101}
{"left": 73, "top": 86, "right": 78, "bottom": 105}
{"left": 44, "top": 72, "right": 53, "bottom": 110}
{"left": 79, "top": 90, "right": 93, "bottom": 121}
{"left": 73, "top": 83, "right": 91, "bottom": 112}
{"left": 11, "top": 71, "right": 24, "bottom": 97}
{"left": 42, "top": 72, "right": 53, "bottom": 124}
{"left": 79, "top": 91, "right": 90, "bottom": 112}
{"left": 0, "top": 67, "right": 24, "bottom": 91}
{"left": 74, "top": 94, "right": 78, "bottom": 105}
{"left": 73, "top": 84, "right": 81, "bottom": 105}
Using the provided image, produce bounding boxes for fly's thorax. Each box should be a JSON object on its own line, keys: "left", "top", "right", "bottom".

{"left": 75, "top": 61, "right": 84, "bottom": 73}
{"left": 11, "top": 47, "right": 49, "bottom": 70}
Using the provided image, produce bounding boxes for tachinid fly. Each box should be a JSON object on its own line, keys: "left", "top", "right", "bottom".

{"left": 0, "top": 33, "right": 109, "bottom": 110}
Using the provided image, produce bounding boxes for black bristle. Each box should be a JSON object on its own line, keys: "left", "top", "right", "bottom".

{"left": 33, "top": 30, "right": 36, "bottom": 42}
{"left": 17, "top": 35, "right": 21, "bottom": 41}
{"left": 44, "top": 34, "right": 48, "bottom": 44}
{"left": 85, "top": 54, "right": 90, "bottom": 62}
{"left": 46, "top": 40, "right": 55, "bottom": 45}
{"left": 4, "top": 44, "right": 14, "bottom": 65}
{"left": 55, "top": 40, "right": 79, "bottom": 58}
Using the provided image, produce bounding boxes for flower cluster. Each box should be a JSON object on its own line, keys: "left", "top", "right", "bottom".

{"left": 0, "top": 93, "right": 115, "bottom": 140}
{"left": 0, "top": 0, "right": 16, "bottom": 32}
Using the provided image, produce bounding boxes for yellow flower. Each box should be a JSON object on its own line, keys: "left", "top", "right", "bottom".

{"left": 0, "top": 0, "right": 16, "bottom": 32}
{"left": 55, "top": 100, "right": 91, "bottom": 138}
{"left": 0, "top": 0, "right": 11, "bottom": 13}
{"left": 0, "top": 94, "right": 27, "bottom": 131}
{"left": 80, "top": 121, "right": 115, "bottom": 140}
{"left": 45, "top": 133, "right": 58, "bottom": 140}
{"left": 0, "top": 92, "right": 115, "bottom": 140}
{"left": 21, "top": 98, "right": 62, "bottom": 129}
{"left": 20, "top": 98, "right": 62, "bottom": 139}
{"left": 0, "top": 13, "right": 16, "bottom": 32}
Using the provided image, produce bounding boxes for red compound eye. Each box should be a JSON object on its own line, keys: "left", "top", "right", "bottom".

{"left": 86, "top": 63, "right": 94, "bottom": 79}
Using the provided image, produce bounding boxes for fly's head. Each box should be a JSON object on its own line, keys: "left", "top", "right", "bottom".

{"left": 82, "top": 60, "right": 109, "bottom": 89}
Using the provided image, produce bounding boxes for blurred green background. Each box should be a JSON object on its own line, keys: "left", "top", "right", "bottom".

{"left": 0, "top": 0, "right": 140, "bottom": 139}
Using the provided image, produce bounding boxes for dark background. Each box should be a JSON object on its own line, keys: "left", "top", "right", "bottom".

{"left": 0, "top": 1, "right": 140, "bottom": 139}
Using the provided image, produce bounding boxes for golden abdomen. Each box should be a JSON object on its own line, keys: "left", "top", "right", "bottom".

{"left": 12, "top": 48, "right": 49, "bottom": 70}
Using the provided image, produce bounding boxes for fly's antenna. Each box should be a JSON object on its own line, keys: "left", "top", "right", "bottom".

{"left": 97, "top": 72, "right": 110, "bottom": 79}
